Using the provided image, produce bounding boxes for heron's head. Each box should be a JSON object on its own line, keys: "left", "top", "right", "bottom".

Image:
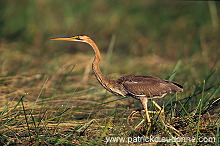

{"left": 51, "top": 35, "right": 90, "bottom": 43}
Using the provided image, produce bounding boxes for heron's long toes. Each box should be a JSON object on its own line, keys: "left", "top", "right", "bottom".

{"left": 127, "top": 109, "right": 145, "bottom": 124}
{"left": 127, "top": 111, "right": 137, "bottom": 124}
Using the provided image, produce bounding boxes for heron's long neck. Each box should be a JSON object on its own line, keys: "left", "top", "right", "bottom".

{"left": 87, "top": 40, "right": 113, "bottom": 89}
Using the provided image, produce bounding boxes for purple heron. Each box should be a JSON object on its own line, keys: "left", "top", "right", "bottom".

{"left": 51, "top": 35, "right": 183, "bottom": 130}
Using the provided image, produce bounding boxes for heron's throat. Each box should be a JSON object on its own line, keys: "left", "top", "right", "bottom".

{"left": 88, "top": 40, "right": 113, "bottom": 90}
{"left": 87, "top": 39, "right": 127, "bottom": 97}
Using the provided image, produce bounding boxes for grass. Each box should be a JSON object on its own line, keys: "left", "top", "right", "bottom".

{"left": 0, "top": 0, "right": 220, "bottom": 145}
{"left": 0, "top": 44, "right": 219, "bottom": 145}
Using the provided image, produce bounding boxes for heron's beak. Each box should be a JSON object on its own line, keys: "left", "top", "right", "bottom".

{"left": 51, "top": 36, "right": 79, "bottom": 41}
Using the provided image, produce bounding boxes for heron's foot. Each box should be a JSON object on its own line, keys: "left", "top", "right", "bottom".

{"left": 132, "top": 118, "right": 152, "bottom": 129}
{"left": 128, "top": 110, "right": 153, "bottom": 135}
{"left": 127, "top": 109, "right": 164, "bottom": 124}
{"left": 127, "top": 109, "right": 144, "bottom": 124}
{"left": 132, "top": 119, "right": 152, "bottom": 136}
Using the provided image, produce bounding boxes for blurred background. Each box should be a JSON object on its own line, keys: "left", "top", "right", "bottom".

{"left": 0, "top": 0, "right": 219, "bottom": 101}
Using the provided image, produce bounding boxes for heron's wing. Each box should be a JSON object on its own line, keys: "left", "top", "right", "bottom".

{"left": 120, "top": 75, "right": 182, "bottom": 97}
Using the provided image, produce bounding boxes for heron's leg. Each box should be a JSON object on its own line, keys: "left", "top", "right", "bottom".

{"left": 127, "top": 101, "right": 163, "bottom": 124}
{"left": 139, "top": 97, "right": 151, "bottom": 133}
{"left": 127, "top": 109, "right": 159, "bottom": 124}
{"left": 152, "top": 100, "right": 165, "bottom": 127}
{"left": 128, "top": 101, "right": 163, "bottom": 123}
{"left": 139, "top": 98, "right": 151, "bottom": 123}
{"left": 131, "top": 100, "right": 164, "bottom": 117}
{"left": 152, "top": 101, "right": 164, "bottom": 114}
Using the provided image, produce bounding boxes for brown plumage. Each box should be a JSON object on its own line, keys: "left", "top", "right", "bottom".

{"left": 117, "top": 75, "right": 183, "bottom": 99}
{"left": 51, "top": 35, "right": 183, "bottom": 130}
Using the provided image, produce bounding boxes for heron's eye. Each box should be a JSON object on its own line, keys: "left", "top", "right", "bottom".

{"left": 76, "top": 36, "right": 82, "bottom": 40}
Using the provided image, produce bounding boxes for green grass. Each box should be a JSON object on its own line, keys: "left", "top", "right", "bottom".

{"left": 0, "top": 0, "right": 220, "bottom": 145}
